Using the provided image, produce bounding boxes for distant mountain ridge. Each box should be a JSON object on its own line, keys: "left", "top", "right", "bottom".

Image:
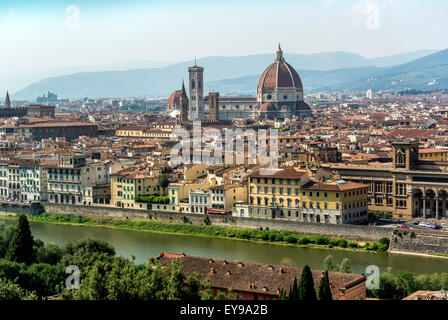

{"left": 13, "top": 49, "right": 442, "bottom": 100}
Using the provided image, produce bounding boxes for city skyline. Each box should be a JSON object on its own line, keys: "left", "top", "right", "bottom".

{"left": 1, "top": 0, "right": 447, "bottom": 74}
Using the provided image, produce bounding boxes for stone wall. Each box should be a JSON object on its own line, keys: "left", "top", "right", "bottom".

{"left": 390, "top": 232, "right": 448, "bottom": 255}
{"left": 0, "top": 202, "right": 44, "bottom": 216}
{"left": 42, "top": 203, "right": 390, "bottom": 241}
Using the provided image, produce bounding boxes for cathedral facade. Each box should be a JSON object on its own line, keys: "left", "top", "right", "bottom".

{"left": 167, "top": 45, "right": 312, "bottom": 121}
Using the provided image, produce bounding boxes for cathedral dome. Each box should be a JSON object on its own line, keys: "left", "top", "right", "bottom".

{"left": 257, "top": 45, "right": 303, "bottom": 91}
{"left": 167, "top": 90, "right": 182, "bottom": 105}
{"left": 296, "top": 101, "right": 311, "bottom": 112}
{"left": 259, "top": 102, "right": 276, "bottom": 112}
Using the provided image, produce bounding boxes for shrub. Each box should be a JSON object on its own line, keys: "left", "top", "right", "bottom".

{"left": 336, "top": 239, "right": 348, "bottom": 248}
{"left": 298, "top": 237, "right": 311, "bottom": 245}
{"left": 379, "top": 237, "right": 390, "bottom": 246}
{"left": 348, "top": 242, "right": 358, "bottom": 249}
{"left": 316, "top": 236, "right": 330, "bottom": 245}
{"left": 285, "top": 235, "right": 298, "bottom": 244}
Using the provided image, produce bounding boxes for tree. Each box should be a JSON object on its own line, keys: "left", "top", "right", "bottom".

{"left": 323, "top": 255, "right": 338, "bottom": 272}
{"left": 0, "top": 224, "right": 16, "bottom": 258}
{"left": 297, "top": 265, "right": 317, "bottom": 301}
{"left": 317, "top": 270, "right": 332, "bottom": 301}
{"left": 339, "top": 258, "right": 353, "bottom": 273}
{"left": 288, "top": 276, "right": 299, "bottom": 300}
{"left": 36, "top": 243, "right": 63, "bottom": 265}
{"left": 6, "top": 215, "right": 35, "bottom": 265}
{"left": 0, "top": 278, "right": 37, "bottom": 300}
{"left": 158, "top": 175, "right": 170, "bottom": 196}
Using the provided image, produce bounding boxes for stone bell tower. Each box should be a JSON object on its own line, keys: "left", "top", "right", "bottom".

{"left": 208, "top": 92, "right": 219, "bottom": 121}
{"left": 391, "top": 141, "right": 419, "bottom": 170}
{"left": 188, "top": 60, "right": 204, "bottom": 121}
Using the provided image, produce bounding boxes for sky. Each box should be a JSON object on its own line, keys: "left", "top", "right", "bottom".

{"left": 0, "top": 0, "right": 447, "bottom": 92}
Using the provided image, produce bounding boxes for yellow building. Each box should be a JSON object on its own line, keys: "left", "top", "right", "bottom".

{"left": 246, "top": 168, "right": 368, "bottom": 224}
{"left": 419, "top": 148, "right": 448, "bottom": 162}
{"left": 209, "top": 184, "right": 247, "bottom": 210}
{"left": 111, "top": 170, "right": 162, "bottom": 209}
{"left": 168, "top": 181, "right": 211, "bottom": 213}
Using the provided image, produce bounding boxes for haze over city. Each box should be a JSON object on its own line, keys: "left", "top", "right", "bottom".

{"left": 1, "top": 0, "right": 447, "bottom": 93}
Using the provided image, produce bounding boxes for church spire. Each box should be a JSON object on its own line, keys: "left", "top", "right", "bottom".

{"left": 276, "top": 43, "right": 284, "bottom": 62}
{"left": 181, "top": 80, "right": 188, "bottom": 98}
{"left": 5, "top": 91, "right": 10, "bottom": 108}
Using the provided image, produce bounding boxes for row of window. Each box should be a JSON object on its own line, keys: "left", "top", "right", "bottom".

{"left": 250, "top": 197, "right": 367, "bottom": 209}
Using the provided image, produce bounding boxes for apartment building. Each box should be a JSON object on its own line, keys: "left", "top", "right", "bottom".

{"left": 111, "top": 169, "right": 161, "bottom": 208}
{"left": 45, "top": 153, "right": 110, "bottom": 205}
{"left": 246, "top": 168, "right": 368, "bottom": 224}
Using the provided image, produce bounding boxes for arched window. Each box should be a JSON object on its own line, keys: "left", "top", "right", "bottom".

{"left": 191, "top": 79, "right": 196, "bottom": 89}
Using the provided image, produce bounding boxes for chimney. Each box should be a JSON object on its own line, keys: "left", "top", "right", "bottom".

{"left": 226, "top": 271, "right": 232, "bottom": 276}
{"left": 210, "top": 268, "right": 216, "bottom": 274}
{"left": 222, "top": 260, "right": 228, "bottom": 265}
{"left": 279, "top": 268, "right": 284, "bottom": 274}
{"left": 237, "top": 262, "right": 244, "bottom": 267}
{"left": 268, "top": 265, "right": 274, "bottom": 271}
{"left": 209, "top": 259, "right": 214, "bottom": 264}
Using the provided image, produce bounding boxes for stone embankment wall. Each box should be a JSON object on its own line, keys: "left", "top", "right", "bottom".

{"left": 41, "top": 203, "right": 390, "bottom": 241}
{"left": 390, "top": 232, "right": 448, "bottom": 255}
{"left": 0, "top": 202, "right": 44, "bottom": 216}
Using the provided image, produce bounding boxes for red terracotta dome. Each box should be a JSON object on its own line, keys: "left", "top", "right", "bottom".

{"left": 167, "top": 90, "right": 182, "bottom": 105}
{"left": 257, "top": 45, "right": 303, "bottom": 91}
{"left": 259, "top": 102, "right": 277, "bottom": 112}
{"left": 296, "top": 101, "right": 311, "bottom": 111}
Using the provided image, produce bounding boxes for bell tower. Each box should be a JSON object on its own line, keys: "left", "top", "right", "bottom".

{"left": 208, "top": 92, "right": 219, "bottom": 121}
{"left": 188, "top": 61, "right": 204, "bottom": 120}
{"left": 391, "top": 141, "right": 419, "bottom": 170}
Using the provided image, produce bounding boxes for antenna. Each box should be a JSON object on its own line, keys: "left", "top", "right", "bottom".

{"left": 194, "top": 55, "right": 197, "bottom": 66}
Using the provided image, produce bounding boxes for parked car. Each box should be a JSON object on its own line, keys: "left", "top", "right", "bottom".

{"left": 413, "top": 221, "right": 421, "bottom": 225}
{"left": 419, "top": 222, "right": 432, "bottom": 228}
{"left": 399, "top": 225, "right": 410, "bottom": 230}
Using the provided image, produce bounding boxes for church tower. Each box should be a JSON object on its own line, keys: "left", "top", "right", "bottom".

{"left": 188, "top": 61, "right": 204, "bottom": 120}
{"left": 179, "top": 81, "right": 189, "bottom": 124}
{"left": 208, "top": 92, "right": 219, "bottom": 121}
{"left": 5, "top": 91, "right": 10, "bottom": 108}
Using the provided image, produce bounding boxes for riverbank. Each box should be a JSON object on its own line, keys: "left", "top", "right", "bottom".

{"left": 2, "top": 212, "right": 390, "bottom": 254}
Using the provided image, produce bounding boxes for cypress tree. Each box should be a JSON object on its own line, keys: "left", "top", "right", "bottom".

{"left": 6, "top": 215, "right": 35, "bottom": 265}
{"left": 288, "top": 276, "right": 299, "bottom": 300}
{"left": 297, "top": 265, "right": 317, "bottom": 301}
{"left": 317, "top": 270, "right": 333, "bottom": 301}
{"left": 278, "top": 288, "right": 287, "bottom": 300}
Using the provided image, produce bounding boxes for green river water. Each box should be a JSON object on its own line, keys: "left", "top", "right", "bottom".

{"left": 2, "top": 217, "right": 448, "bottom": 275}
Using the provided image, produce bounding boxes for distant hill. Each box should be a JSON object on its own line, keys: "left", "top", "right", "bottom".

{"left": 13, "top": 49, "right": 442, "bottom": 99}
{"left": 210, "top": 49, "right": 448, "bottom": 93}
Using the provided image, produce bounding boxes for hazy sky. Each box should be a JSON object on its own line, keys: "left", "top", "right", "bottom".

{"left": 0, "top": 0, "right": 447, "bottom": 78}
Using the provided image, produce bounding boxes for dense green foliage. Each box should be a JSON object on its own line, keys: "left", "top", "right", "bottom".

{"left": 317, "top": 270, "right": 332, "bottom": 301}
{"left": 287, "top": 276, "right": 299, "bottom": 300}
{"left": 135, "top": 195, "right": 170, "bottom": 204}
{"left": 6, "top": 215, "right": 35, "bottom": 265}
{"left": 26, "top": 212, "right": 389, "bottom": 252}
{"left": 297, "top": 265, "right": 317, "bottom": 301}
{"left": 0, "top": 220, "right": 241, "bottom": 300}
{"left": 368, "top": 267, "right": 448, "bottom": 300}
{"left": 0, "top": 278, "right": 37, "bottom": 300}
{"left": 323, "top": 255, "right": 353, "bottom": 273}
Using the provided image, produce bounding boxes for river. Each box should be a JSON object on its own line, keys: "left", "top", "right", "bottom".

{"left": 2, "top": 217, "right": 448, "bottom": 275}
